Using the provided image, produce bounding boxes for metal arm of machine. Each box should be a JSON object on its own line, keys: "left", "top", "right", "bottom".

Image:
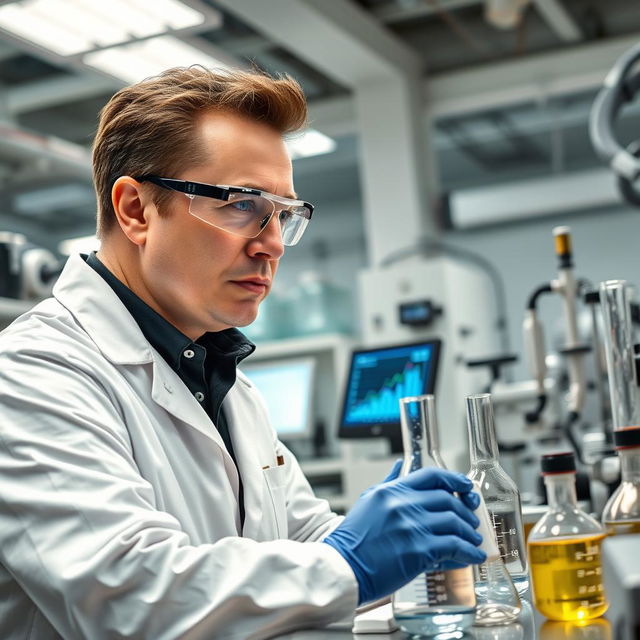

{"left": 590, "top": 41, "right": 640, "bottom": 206}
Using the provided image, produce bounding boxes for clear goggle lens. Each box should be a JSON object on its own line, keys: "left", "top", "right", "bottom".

{"left": 187, "top": 192, "right": 310, "bottom": 246}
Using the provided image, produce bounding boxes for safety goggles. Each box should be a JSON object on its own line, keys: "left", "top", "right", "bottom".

{"left": 136, "top": 175, "right": 313, "bottom": 247}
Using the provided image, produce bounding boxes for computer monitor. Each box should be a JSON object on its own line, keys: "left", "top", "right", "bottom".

{"left": 338, "top": 339, "right": 442, "bottom": 454}
{"left": 240, "top": 356, "right": 316, "bottom": 440}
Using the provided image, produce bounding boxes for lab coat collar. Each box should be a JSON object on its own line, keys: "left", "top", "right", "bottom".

{"left": 53, "top": 253, "right": 241, "bottom": 513}
{"left": 53, "top": 253, "right": 153, "bottom": 365}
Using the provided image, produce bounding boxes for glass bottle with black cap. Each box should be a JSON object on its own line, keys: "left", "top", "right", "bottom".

{"left": 602, "top": 426, "right": 640, "bottom": 535}
{"left": 528, "top": 452, "right": 608, "bottom": 621}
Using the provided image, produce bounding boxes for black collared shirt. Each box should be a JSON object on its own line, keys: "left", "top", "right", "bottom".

{"left": 85, "top": 252, "right": 254, "bottom": 526}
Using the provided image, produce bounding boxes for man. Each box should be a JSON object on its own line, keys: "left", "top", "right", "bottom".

{"left": 0, "top": 67, "right": 485, "bottom": 639}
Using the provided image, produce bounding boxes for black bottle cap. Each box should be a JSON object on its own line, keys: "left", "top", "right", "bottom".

{"left": 614, "top": 427, "right": 640, "bottom": 449}
{"left": 541, "top": 451, "right": 576, "bottom": 474}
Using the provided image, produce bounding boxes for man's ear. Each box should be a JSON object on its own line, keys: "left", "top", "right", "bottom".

{"left": 111, "top": 176, "right": 154, "bottom": 246}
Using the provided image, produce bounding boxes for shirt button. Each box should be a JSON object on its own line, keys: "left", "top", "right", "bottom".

{"left": 183, "top": 349, "right": 195, "bottom": 359}
{"left": 195, "top": 391, "right": 205, "bottom": 402}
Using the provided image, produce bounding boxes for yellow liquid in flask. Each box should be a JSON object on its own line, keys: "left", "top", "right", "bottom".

{"left": 528, "top": 534, "right": 608, "bottom": 621}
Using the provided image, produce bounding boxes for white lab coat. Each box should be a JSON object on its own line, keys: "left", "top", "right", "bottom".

{"left": 0, "top": 254, "right": 358, "bottom": 640}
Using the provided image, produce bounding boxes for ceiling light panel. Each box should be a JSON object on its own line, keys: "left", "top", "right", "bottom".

{"left": 287, "top": 130, "right": 337, "bottom": 159}
{"left": 83, "top": 36, "right": 229, "bottom": 84}
{"left": 0, "top": 0, "right": 207, "bottom": 57}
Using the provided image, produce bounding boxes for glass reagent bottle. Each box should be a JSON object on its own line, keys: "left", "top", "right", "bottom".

{"left": 528, "top": 452, "right": 608, "bottom": 621}
{"left": 392, "top": 394, "right": 476, "bottom": 637}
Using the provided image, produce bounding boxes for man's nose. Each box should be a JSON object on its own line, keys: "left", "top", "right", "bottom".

{"left": 247, "top": 212, "right": 285, "bottom": 259}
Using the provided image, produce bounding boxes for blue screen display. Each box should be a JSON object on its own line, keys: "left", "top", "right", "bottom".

{"left": 342, "top": 343, "right": 436, "bottom": 427}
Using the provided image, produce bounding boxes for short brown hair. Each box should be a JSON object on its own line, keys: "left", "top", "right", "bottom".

{"left": 92, "top": 66, "right": 308, "bottom": 238}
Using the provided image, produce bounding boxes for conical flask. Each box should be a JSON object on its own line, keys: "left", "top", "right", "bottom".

{"left": 466, "top": 394, "right": 529, "bottom": 594}
{"left": 392, "top": 394, "right": 477, "bottom": 637}
{"left": 528, "top": 452, "right": 608, "bottom": 621}
{"left": 602, "top": 426, "right": 640, "bottom": 535}
{"left": 473, "top": 481, "right": 522, "bottom": 626}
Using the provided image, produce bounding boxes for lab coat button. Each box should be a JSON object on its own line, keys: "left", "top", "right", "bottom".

{"left": 195, "top": 391, "right": 205, "bottom": 402}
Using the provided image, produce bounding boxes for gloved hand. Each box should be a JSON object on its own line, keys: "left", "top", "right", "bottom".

{"left": 323, "top": 466, "right": 486, "bottom": 605}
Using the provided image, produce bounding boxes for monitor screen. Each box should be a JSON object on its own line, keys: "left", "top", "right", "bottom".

{"left": 240, "top": 357, "right": 316, "bottom": 440}
{"left": 338, "top": 339, "right": 441, "bottom": 452}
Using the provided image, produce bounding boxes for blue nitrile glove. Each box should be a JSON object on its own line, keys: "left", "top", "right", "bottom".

{"left": 323, "top": 466, "right": 486, "bottom": 605}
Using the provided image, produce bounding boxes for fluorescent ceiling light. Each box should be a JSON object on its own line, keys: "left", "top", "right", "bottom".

{"left": 0, "top": 0, "right": 206, "bottom": 56}
{"left": 58, "top": 234, "right": 101, "bottom": 256}
{"left": 84, "top": 35, "right": 230, "bottom": 84}
{"left": 287, "top": 130, "right": 337, "bottom": 160}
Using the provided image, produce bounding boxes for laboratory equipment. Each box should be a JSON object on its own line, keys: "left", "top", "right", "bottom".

{"left": 522, "top": 227, "right": 591, "bottom": 457}
{"left": 472, "top": 480, "right": 522, "bottom": 626}
{"left": 0, "top": 232, "right": 61, "bottom": 300}
{"left": 602, "top": 426, "right": 640, "bottom": 535}
{"left": 599, "top": 280, "right": 640, "bottom": 431}
{"left": 602, "top": 535, "right": 640, "bottom": 640}
{"left": 240, "top": 357, "right": 316, "bottom": 440}
{"left": 392, "top": 394, "right": 476, "bottom": 636}
{"left": 590, "top": 41, "right": 640, "bottom": 208}
{"left": 466, "top": 394, "right": 529, "bottom": 593}
{"left": 528, "top": 452, "right": 608, "bottom": 621}
{"left": 338, "top": 340, "right": 441, "bottom": 454}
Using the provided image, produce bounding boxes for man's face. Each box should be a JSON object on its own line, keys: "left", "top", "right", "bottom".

{"left": 137, "top": 111, "right": 293, "bottom": 339}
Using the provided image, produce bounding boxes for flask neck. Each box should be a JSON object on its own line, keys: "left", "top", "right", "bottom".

{"left": 544, "top": 473, "right": 578, "bottom": 508}
{"left": 619, "top": 447, "right": 640, "bottom": 481}
{"left": 467, "top": 413, "right": 500, "bottom": 465}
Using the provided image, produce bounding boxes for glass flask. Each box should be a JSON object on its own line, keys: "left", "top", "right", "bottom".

{"left": 472, "top": 481, "right": 522, "bottom": 626}
{"left": 602, "top": 426, "right": 640, "bottom": 535}
{"left": 392, "top": 394, "right": 477, "bottom": 637}
{"left": 528, "top": 452, "right": 608, "bottom": 621}
{"left": 599, "top": 280, "right": 640, "bottom": 430}
{"left": 465, "top": 394, "right": 529, "bottom": 594}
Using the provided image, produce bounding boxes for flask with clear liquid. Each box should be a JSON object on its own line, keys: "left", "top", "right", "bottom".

{"left": 465, "top": 394, "right": 529, "bottom": 594}
{"left": 602, "top": 426, "right": 640, "bottom": 535}
{"left": 528, "top": 452, "right": 608, "bottom": 621}
{"left": 472, "top": 480, "right": 522, "bottom": 626}
{"left": 392, "top": 394, "right": 477, "bottom": 636}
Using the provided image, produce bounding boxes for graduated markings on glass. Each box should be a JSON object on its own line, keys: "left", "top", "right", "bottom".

{"left": 425, "top": 572, "right": 451, "bottom": 606}
{"left": 478, "top": 511, "right": 522, "bottom": 580}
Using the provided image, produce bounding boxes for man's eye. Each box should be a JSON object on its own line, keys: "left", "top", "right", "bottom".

{"left": 230, "top": 199, "right": 256, "bottom": 213}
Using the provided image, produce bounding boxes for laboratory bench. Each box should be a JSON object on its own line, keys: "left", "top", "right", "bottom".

{"left": 276, "top": 599, "right": 613, "bottom": 639}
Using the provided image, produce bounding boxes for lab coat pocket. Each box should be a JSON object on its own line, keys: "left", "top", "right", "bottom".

{"left": 263, "top": 466, "right": 288, "bottom": 539}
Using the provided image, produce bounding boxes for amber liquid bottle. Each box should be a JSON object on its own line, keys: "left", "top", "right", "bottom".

{"left": 528, "top": 452, "right": 608, "bottom": 621}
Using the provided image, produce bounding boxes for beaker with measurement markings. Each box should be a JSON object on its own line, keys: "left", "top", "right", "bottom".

{"left": 465, "top": 394, "right": 529, "bottom": 594}
{"left": 392, "top": 394, "right": 477, "bottom": 637}
{"left": 528, "top": 452, "right": 608, "bottom": 621}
